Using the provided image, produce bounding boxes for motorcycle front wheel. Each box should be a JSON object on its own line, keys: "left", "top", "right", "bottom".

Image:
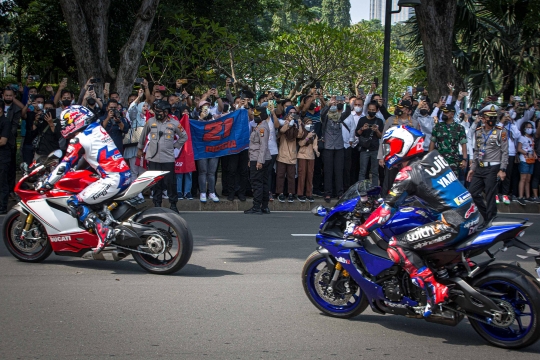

{"left": 130, "top": 209, "right": 193, "bottom": 275}
{"left": 302, "top": 251, "right": 368, "bottom": 318}
{"left": 468, "top": 264, "right": 540, "bottom": 349}
{"left": 2, "top": 209, "right": 52, "bottom": 262}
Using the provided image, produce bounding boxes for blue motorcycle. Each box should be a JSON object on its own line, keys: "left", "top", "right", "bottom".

{"left": 302, "top": 181, "right": 540, "bottom": 349}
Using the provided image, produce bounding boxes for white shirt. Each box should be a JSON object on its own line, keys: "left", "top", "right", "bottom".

{"left": 518, "top": 135, "right": 534, "bottom": 162}
{"left": 345, "top": 112, "right": 363, "bottom": 144}
{"left": 266, "top": 118, "right": 278, "bottom": 155}
{"left": 498, "top": 121, "right": 521, "bottom": 157}
{"left": 342, "top": 115, "right": 356, "bottom": 149}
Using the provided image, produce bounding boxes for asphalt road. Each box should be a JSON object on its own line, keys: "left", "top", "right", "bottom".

{"left": 1, "top": 212, "right": 539, "bottom": 359}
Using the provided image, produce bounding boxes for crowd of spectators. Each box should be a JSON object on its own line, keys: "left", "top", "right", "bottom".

{"left": 1, "top": 75, "right": 540, "bottom": 215}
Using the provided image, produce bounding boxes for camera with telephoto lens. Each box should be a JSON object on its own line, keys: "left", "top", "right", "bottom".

{"left": 305, "top": 124, "right": 314, "bottom": 132}
{"left": 112, "top": 109, "right": 121, "bottom": 119}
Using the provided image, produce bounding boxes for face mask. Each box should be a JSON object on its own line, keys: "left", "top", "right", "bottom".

{"left": 87, "top": 98, "right": 96, "bottom": 106}
{"left": 442, "top": 114, "right": 449, "bottom": 121}
{"left": 61, "top": 99, "right": 71, "bottom": 107}
{"left": 37, "top": 103, "right": 44, "bottom": 110}
{"left": 354, "top": 106, "right": 362, "bottom": 113}
{"left": 155, "top": 112, "right": 164, "bottom": 121}
{"left": 4, "top": 99, "right": 12, "bottom": 105}
{"left": 395, "top": 109, "right": 403, "bottom": 116}
{"left": 419, "top": 109, "right": 428, "bottom": 116}
{"left": 309, "top": 103, "right": 315, "bottom": 111}
{"left": 536, "top": 111, "right": 540, "bottom": 118}
{"left": 487, "top": 118, "right": 496, "bottom": 127}
{"left": 471, "top": 114, "right": 477, "bottom": 120}
{"left": 329, "top": 106, "right": 337, "bottom": 112}
{"left": 368, "top": 111, "right": 377, "bottom": 118}
{"left": 253, "top": 116, "right": 262, "bottom": 124}
{"left": 526, "top": 128, "right": 534, "bottom": 135}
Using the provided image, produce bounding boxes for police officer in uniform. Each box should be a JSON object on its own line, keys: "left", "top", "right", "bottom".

{"left": 137, "top": 100, "right": 187, "bottom": 212}
{"left": 245, "top": 107, "right": 272, "bottom": 215}
{"left": 467, "top": 105, "right": 508, "bottom": 225}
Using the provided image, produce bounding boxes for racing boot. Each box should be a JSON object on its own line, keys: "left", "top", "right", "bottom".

{"left": 410, "top": 267, "right": 449, "bottom": 317}
{"left": 84, "top": 213, "right": 114, "bottom": 255}
{"left": 67, "top": 196, "right": 113, "bottom": 255}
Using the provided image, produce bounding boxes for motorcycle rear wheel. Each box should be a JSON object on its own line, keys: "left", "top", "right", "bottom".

{"left": 130, "top": 209, "right": 193, "bottom": 275}
{"left": 2, "top": 209, "right": 52, "bottom": 262}
{"left": 302, "top": 251, "right": 368, "bottom": 318}
{"left": 468, "top": 264, "right": 540, "bottom": 349}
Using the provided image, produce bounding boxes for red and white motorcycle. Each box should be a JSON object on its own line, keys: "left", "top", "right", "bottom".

{"left": 1, "top": 150, "right": 193, "bottom": 275}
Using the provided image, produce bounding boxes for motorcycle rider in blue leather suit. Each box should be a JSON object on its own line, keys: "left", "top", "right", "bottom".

{"left": 353, "top": 125, "right": 480, "bottom": 316}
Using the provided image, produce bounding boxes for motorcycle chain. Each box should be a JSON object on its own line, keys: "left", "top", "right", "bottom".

{"left": 112, "top": 230, "right": 171, "bottom": 256}
{"left": 441, "top": 304, "right": 510, "bottom": 329}
{"left": 112, "top": 243, "right": 160, "bottom": 256}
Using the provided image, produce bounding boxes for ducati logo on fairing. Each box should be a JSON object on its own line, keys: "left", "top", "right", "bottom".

{"left": 50, "top": 235, "right": 71, "bottom": 242}
{"left": 424, "top": 155, "right": 450, "bottom": 176}
{"left": 336, "top": 257, "right": 350, "bottom": 265}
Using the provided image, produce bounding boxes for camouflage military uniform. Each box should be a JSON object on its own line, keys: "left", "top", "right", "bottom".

{"left": 431, "top": 121, "right": 467, "bottom": 169}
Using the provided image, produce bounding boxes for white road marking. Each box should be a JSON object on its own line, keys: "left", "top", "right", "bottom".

{"left": 291, "top": 234, "right": 317, "bottom": 237}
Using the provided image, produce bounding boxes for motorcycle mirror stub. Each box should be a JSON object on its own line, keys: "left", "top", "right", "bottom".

{"left": 312, "top": 205, "right": 327, "bottom": 217}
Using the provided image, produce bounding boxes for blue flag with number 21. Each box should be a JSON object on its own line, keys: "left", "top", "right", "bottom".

{"left": 189, "top": 109, "right": 250, "bottom": 160}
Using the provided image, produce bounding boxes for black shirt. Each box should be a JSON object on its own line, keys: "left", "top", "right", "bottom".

{"left": 355, "top": 116, "right": 384, "bottom": 151}
{"left": 32, "top": 118, "right": 62, "bottom": 156}
{"left": 0, "top": 115, "right": 11, "bottom": 162}
{"left": 23, "top": 111, "right": 37, "bottom": 145}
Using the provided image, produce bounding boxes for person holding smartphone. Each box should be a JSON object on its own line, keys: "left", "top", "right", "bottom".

{"left": 100, "top": 99, "right": 130, "bottom": 153}
{"left": 354, "top": 101, "right": 383, "bottom": 186}
{"left": 32, "top": 100, "right": 62, "bottom": 161}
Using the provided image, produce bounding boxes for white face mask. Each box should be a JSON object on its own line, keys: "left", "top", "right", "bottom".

{"left": 526, "top": 128, "right": 534, "bottom": 135}
{"left": 354, "top": 106, "right": 362, "bottom": 113}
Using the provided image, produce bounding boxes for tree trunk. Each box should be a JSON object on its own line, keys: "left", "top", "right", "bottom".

{"left": 59, "top": 0, "right": 159, "bottom": 104}
{"left": 414, "top": 0, "right": 465, "bottom": 101}
{"left": 115, "top": 0, "right": 160, "bottom": 103}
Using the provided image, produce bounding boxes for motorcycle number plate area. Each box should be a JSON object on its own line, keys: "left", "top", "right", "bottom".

{"left": 355, "top": 248, "right": 394, "bottom": 277}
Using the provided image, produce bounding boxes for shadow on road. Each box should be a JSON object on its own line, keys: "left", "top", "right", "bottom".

{"left": 348, "top": 313, "right": 540, "bottom": 353}
{"left": 42, "top": 258, "right": 240, "bottom": 277}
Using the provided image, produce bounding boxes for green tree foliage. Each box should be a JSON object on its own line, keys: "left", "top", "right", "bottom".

{"left": 405, "top": 0, "right": 540, "bottom": 104}
{"left": 0, "top": 0, "right": 74, "bottom": 86}
{"left": 321, "top": 0, "right": 351, "bottom": 27}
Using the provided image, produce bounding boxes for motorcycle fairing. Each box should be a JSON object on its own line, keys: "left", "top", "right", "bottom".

{"left": 316, "top": 237, "right": 420, "bottom": 310}
{"left": 114, "top": 171, "right": 168, "bottom": 201}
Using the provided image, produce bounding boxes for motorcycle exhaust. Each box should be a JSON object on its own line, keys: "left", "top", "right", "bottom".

{"left": 82, "top": 248, "right": 128, "bottom": 261}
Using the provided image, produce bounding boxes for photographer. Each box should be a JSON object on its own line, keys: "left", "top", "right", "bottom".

{"left": 100, "top": 100, "right": 130, "bottom": 153}
{"left": 31, "top": 101, "right": 61, "bottom": 161}
{"left": 20, "top": 94, "right": 46, "bottom": 163}
{"left": 354, "top": 101, "right": 383, "bottom": 186}
{"left": 276, "top": 106, "right": 304, "bottom": 203}
{"left": 79, "top": 78, "right": 103, "bottom": 114}
{"left": 320, "top": 100, "right": 346, "bottom": 203}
